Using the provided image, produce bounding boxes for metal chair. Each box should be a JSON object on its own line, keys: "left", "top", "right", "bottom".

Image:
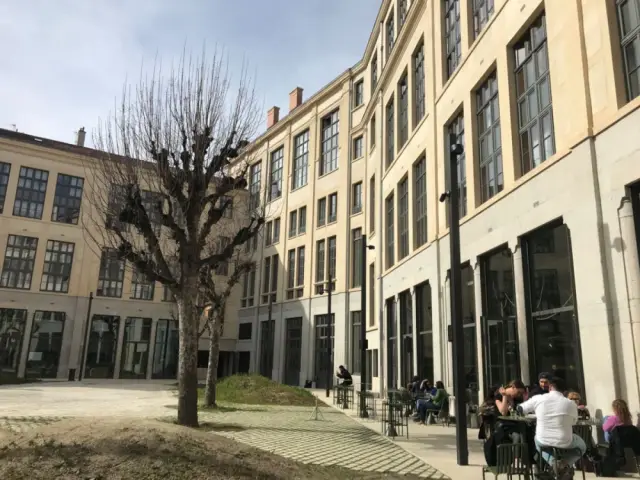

{"left": 538, "top": 445, "right": 586, "bottom": 480}
{"left": 482, "top": 443, "right": 532, "bottom": 479}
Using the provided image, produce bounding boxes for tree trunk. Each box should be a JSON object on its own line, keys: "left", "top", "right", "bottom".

{"left": 176, "top": 284, "right": 200, "bottom": 427}
{"left": 204, "top": 316, "right": 222, "bottom": 408}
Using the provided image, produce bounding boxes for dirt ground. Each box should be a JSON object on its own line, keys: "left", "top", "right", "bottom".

{"left": 0, "top": 417, "right": 423, "bottom": 480}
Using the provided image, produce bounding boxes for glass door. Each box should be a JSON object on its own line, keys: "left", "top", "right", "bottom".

{"left": 152, "top": 319, "right": 178, "bottom": 379}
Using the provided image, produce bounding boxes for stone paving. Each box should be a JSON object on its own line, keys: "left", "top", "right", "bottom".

{"left": 0, "top": 382, "right": 448, "bottom": 478}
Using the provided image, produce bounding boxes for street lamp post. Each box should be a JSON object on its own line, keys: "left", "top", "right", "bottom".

{"left": 441, "top": 133, "right": 468, "bottom": 466}
{"left": 360, "top": 238, "right": 374, "bottom": 418}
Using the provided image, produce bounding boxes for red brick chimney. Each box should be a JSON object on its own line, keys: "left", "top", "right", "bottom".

{"left": 267, "top": 106, "right": 280, "bottom": 129}
{"left": 289, "top": 87, "right": 303, "bottom": 112}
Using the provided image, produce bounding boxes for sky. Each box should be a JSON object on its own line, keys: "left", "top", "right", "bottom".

{"left": 0, "top": 0, "right": 381, "bottom": 147}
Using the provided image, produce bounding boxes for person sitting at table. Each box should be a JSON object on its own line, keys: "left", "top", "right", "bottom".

{"left": 566, "top": 391, "right": 590, "bottom": 420}
{"left": 518, "top": 376, "right": 586, "bottom": 479}
{"left": 336, "top": 365, "right": 352, "bottom": 386}
{"left": 409, "top": 376, "right": 421, "bottom": 396}
{"left": 416, "top": 381, "right": 448, "bottom": 424}
{"left": 529, "top": 372, "right": 552, "bottom": 398}
{"left": 495, "top": 380, "right": 526, "bottom": 416}
{"left": 603, "top": 398, "right": 634, "bottom": 443}
{"left": 419, "top": 379, "right": 436, "bottom": 396}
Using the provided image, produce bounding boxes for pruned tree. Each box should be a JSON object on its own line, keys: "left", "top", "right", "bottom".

{"left": 83, "top": 49, "right": 263, "bottom": 427}
{"left": 199, "top": 248, "right": 256, "bottom": 407}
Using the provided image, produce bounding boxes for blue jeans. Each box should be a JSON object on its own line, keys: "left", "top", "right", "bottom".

{"left": 535, "top": 434, "right": 587, "bottom": 467}
{"left": 417, "top": 400, "right": 439, "bottom": 422}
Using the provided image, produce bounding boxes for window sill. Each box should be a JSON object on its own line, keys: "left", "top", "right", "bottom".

{"left": 352, "top": 103, "right": 365, "bottom": 113}
{"left": 327, "top": 219, "right": 337, "bottom": 225}
{"left": 289, "top": 183, "right": 308, "bottom": 194}
{"left": 318, "top": 167, "right": 339, "bottom": 180}
{"left": 351, "top": 210, "right": 363, "bottom": 217}
{"left": 352, "top": 155, "right": 364, "bottom": 163}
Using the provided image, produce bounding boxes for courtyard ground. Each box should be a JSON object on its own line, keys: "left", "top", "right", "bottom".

{"left": 0, "top": 381, "right": 446, "bottom": 479}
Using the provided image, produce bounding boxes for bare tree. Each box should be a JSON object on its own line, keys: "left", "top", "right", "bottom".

{"left": 199, "top": 250, "right": 255, "bottom": 407}
{"left": 83, "top": 49, "right": 263, "bottom": 427}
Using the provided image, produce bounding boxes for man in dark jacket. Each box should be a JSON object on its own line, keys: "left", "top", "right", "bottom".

{"left": 336, "top": 365, "right": 352, "bottom": 386}
{"left": 529, "top": 372, "right": 551, "bottom": 398}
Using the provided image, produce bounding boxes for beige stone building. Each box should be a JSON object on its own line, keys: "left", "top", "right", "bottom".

{"left": 3, "top": 0, "right": 640, "bottom": 417}
{"left": 0, "top": 129, "right": 246, "bottom": 382}
{"left": 235, "top": 0, "right": 640, "bottom": 415}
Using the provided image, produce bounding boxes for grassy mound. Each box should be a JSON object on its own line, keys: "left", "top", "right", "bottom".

{"left": 200, "top": 374, "right": 320, "bottom": 407}
{"left": 0, "top": 418, "right": 407, "bottom": 479}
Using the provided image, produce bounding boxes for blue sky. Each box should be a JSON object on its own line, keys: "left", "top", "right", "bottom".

{"left": 0, "top": 0, "right": 380, "bottom": 146}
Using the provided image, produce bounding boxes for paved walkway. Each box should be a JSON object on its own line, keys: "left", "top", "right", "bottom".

{"left": 0, "top": 382, "right": 448, "bottom": 478}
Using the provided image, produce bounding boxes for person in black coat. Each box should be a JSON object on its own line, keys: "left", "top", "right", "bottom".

{"left": 528, "top": 372, "right": 551, "bottom": 398}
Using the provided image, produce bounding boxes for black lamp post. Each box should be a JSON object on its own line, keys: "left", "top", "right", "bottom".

{"left": 360, "top": 239, "right": 374, "bottom": 418}
{"left": 440, "top": 133, "right": 468, "bottom": 466}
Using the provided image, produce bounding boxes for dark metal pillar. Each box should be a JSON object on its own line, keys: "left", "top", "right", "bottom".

{"left": 447, "top": 134, "right": 469, "bottom": 466}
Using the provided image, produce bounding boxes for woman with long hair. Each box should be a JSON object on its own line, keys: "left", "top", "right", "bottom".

{"left": 603, "top": 399, "right": 633, "bottom": 442}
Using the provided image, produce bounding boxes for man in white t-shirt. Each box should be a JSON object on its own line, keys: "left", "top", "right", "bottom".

{"left": 518, "top": 377, "right": 586, "bottom": 478}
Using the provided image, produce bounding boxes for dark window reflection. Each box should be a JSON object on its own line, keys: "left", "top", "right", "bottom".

{"left": 461, "top": 264, "right": 478, "bottom": 404}
{"left": 85, "top": 315, "right": 119, "bottom": 379}
{"left": 0, "top": 309, "right": 27, "bottom": 376}
{"left": 314, "top": 314, "right": 334, "bottom": 388}
{"left": 525, "top": 223, "right": 584, "bottom": 394}
{"left": 481, "top": 246, "right": 520, "bottom": 391}
{"left": 387, "top": 298, "right": 398, "bottom": 389}
{"left": 26, "top": 311, "right": 65, "bottom": 379}
{"left": 416, "top": 281, "right": 434, "bottom": 383}
{"left": 120, "top": 317, "right": 152, "bottom": 379}
{"left": 260, "top": 319, "right": 275, "bottom": 379}
{"left": 152, "top": 319, "right": 178, "bottom": 379}
{"left": 399, "top": 290, "right": 413, "bottom": 383}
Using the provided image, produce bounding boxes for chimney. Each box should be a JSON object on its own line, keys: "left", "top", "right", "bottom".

{"left": 76, "top": 127, "right": 86, "bottom": 147}
{"left": 267, "top": 106, "right": 280, "bottom": 129}
{"left": 289, "top": 87, "right": 303, "bottom": 112}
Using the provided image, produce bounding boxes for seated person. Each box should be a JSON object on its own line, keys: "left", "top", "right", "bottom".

{"left": 336, "top": 365, "right": 352, "bottom": 386}
{"left": 409, "top": 376, "right": 421, "bottom": 396}
{"left": 603, "top": 398, "right": 634, "bottom": 443}
{"left": 419, "top": 379, "right": 436, "bottom": 396}
{"left": 566, "top": 391, "right": 590, "bottom": 420}
{"left": 529, "top": 372, "right": 551, "bottom": 398}
{"left": 416, "top": 381, "right": 448, "bottom": 424}
{"left": 495, "top": 380, "right": 526, "bottom": 416}
{"left": 518, "top": 376, "right": 586, "bottom": 478}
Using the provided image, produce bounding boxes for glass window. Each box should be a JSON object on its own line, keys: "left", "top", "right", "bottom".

{"left": 287, "top": 249, "right": 296, "bottom": 299}
{"left": 52, "top": 174, "right": 84, "bottom": 224}
{"left": 444, "top": 0, "right": 462, "bottom": 79}
{"left": 399, "top": 289, "right": 413, "bottom": 381}
{"left": 0, "top": 308, "right": 28, "bottom": 375}
{"left": 296, "top": 246, "right": 305, "bottom": 297}
{"left": 328, "top": 193, "right": 338, "bottom": 223}
{"left": 120, "top": 317, "right": 152, "bottom": 379}
{"left": 289, "top": 210, "right": 298, "bottom": 237}
{"left": 371, "top": 55, "right": 378, "bottom": 90}
{"left": 413, "top": 155, "right": 428, "bottom": 248}
{"left": 327, "top": 236, "right": 337, "bottom": 290}
{"left": 317, "top": 198, "right": 327, "bottom": 226}
{"left": 353, "top": 136, "right": 364, "bottom": 160}
{"left": 130, "top": 268, "right": 155, "bottom": 300}
{"left": 524, "top": 223, "right": 584, "bottom": 394}
{"left": 386, "top": 194, "right": 395, "bottom": 269}
{"left": 0, "top": 235, "right": 38, "bottom": 290}
{"left": 26, "top": 311, "right": 65, "bottom": 379}
{"left": 399, "top": 0, "right": 408, "bottom": 29}
{"left": 413, "top": 42, "right": 426, "bottom": 126}
{"left": 461, "top": 264, "right": 478, "bottom": 403}
{"left": 351, "top": 311, "right": 362, "bottom": 374}
{"left": 447, "top": 112, "right": 467, "bottom": 219}
{"left": 298, "top": 206, "right": 307, "bottom": 234}
{"left": 386, "top": 297, "right": 398, "bottom": 388}
{"left": 97, "top": 249, "right": 125, "bottom": 298}
{"left": 398, "top": 73, "right": 409, "bottom": 148}
{"left": 416, "top": 282, "right": 433, "bottom": 382}
{"left": 369, "top": 175, "right": 376, "bottom": 233}
{"left": 238, "top": 322, "right": 252, "bottom": 340}
{"left": 269, "top": 147, "right": 283, "bottom": 201}
{"left": 398, "top": 177, "right": 409, "bottom": 260}
{"left": 481, "top": 246, "right": 519, "bottom": 391}
{"left": 40, "top": 240, "right": 74, "bottom": 293}
{"left": 617, "top": 0, "right": 640, "bottom": 101}
{"left": 352, "top": 182, "right": 363, "bottom": 214}
{"left": 354, "top": 80, "right": 364, "bottom": 107}
{"left": 369, "top": 263, "right": 375, "bottom": 326}
{"left": 152, "top": 319, "right": 178, "bottom": 379}
{"left": 85, "top": 315, "right": 119, "bottom": 379}
{"left": 315, "top": 239, "right": 326, "bottom": 294}
{"left": 352, "top": 228, "right": 363, "bottom": 288}
{"left": 272, "top": 218, "right": 280, "bottom": 244}
{"left": 477, "top": 73, "right": 504, "bottom": 203}
{"left": 241, "top": 268, "right": 256, "bottom": 308}
{"left": 0, "top": 162, "right": 10, "bottom": 214}
{"left": 249, "top": 161, "right": 262, "bottom": 211}
{"left": 370, "top": 114, "right": 376, "bottom": 149}
{"left": 292, "top": 130, "right": 309, "bottom": 190}
{"left": 386, "top": 12, "right": 395, "bottom": 60}
{"left": 13, "top": 166, "right": 49, "bottom": 219}
{"left": 259, "top": 319, "right": 275, "bottom": 378}
{"left": 162, "top": 285, "right": 175, "bottom": 302}
{"left": 320, "top": 110, "right": 339, "bottom": 176}
{"left": 386, "top": 97, "right": 395, "bottom": 168}
{"left": 515, "top": 13, "right": 555, "bottom": 174}
{"left": 314, "top": 313, "right": 335, "bottom": 389}
{"left": 473, "top": 0, "right": 495, "bottom": 38}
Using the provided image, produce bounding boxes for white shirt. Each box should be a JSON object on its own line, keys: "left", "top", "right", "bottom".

{"left": 519, "top": 390, "right": 578, "bottom": 448}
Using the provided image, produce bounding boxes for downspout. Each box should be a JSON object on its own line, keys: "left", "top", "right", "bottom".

{"left": 377, "top": 20, "right": 386, "bottom": 394}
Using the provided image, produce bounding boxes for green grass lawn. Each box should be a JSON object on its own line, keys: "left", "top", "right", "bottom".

{"left": 198, "top": 374, "right": 321, "bottom": 407}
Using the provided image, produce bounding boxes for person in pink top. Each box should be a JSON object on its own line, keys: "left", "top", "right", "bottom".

{"left": 603, "top": 399, "right": 633, "bottom": 443}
